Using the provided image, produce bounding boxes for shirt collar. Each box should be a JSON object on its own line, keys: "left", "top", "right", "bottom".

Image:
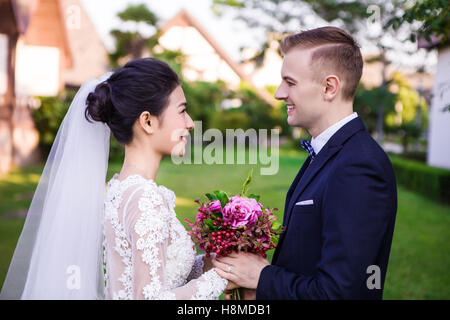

{"left": 310, "top": 112, "right": 358, "bottom": 155}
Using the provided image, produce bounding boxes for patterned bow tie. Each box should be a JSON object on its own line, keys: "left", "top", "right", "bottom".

{"left": 301, "top": 139, "right": 316, "bottom": 160}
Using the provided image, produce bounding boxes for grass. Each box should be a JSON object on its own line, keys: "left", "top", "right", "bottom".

{"left": 1, "top": 148, "right": 449, "bottom": 299}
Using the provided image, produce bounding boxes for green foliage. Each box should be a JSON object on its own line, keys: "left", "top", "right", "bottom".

{"left": 117, "top": 4, "right": 158, "bottom": 24}
{"left": 108, "top": 30, "right": 159, "bottom": 68}
{"left": 388, "top": 72, "right": 428, "bottom": 128}
{"left": 153, "top": 49, "right": 185, "bottom": 75}
{"left": 32, "top": 90, "right": 76, "bottom": 157}
{"left": 387, "top": 0, "right": 450, "bottom": 44}
{"left": 210, "top": 109, "right": 252, "bottom": 131}
{"left": 353, "top": 83, "right": 397, "bottom": 135}
{"left": 236, "top": 83, "right": 289, "bottom": 134}
{"left": 213, "top": 0, "right": 368, "bottom": 34}
{"left": 182, "top": 80, "right": 288, "bottom": 136}
{"left": 108, "top": 3, "right": 160, "bottom": 67}
{"left": 213, "top": 190, "right": 230, "bottom": 208}
{"left": 182, "top": 80, "right": 229, "bottom": 130}
{"left": 33, "top": 89, "right": 125, "bottom": 163}
{"left": 108, "top": 136, "right": 125, "bottom": 163}
{"left": 390, "top": 155, "right": 450, "bottom": 205}
{"left": 385, "top": 72, "right": 429, "bottom": 152}
{"left": 241, "top": 168, "right": 253, "bottom": 196}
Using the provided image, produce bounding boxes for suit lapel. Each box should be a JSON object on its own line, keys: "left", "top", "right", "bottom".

{"left": 272, "top": 117, "right": 367, "bottom": 265}
{"left": 272, "top": 156, "right": 311, "bottom": 264}
{"left": 285, "top": 144, "right": 342, "bottom": 225}
{"left": 283, "top": 156, "right": 311, "bottom": 223}
{"left": 285, "top": 117, "right": 366, "bottom": 222}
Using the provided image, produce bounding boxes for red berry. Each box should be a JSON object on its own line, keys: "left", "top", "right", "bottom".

{"left": 211, "top": 237, "right": 216, "bottom": 241}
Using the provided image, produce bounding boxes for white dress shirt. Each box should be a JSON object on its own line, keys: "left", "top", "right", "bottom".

{"left": 310, "top": 112, "right": 358, "bottom": 155}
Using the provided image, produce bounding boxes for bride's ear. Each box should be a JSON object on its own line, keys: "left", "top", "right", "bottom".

{"left": 138, "top": 111, "right": 156, "bottom": 134}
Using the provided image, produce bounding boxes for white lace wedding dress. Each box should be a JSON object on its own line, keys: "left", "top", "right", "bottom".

{"left": 102, "top": 173, "right": 227, "bottom": 300}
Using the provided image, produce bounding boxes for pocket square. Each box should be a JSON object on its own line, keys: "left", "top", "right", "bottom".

{"left": 295, "top": 199, "right": 314, "bottom": 206}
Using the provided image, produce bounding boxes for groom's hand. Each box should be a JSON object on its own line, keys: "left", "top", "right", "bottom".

{"left": 213, "top": 251, "right": 270, "bottom": 289}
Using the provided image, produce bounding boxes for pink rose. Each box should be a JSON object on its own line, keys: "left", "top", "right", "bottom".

{"left": 208, "top": 200, "right": 222, "bottom": 213}
{"left": 222, "top": 195, "right": 263, "bottom": 228}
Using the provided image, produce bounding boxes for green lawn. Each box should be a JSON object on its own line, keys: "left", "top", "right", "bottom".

{"left": 1, "top": 148, "right": 449, "bottom": 299}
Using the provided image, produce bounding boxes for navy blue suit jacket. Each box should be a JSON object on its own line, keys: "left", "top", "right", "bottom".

{"left": 256, "top": 117, "right": 397, "bottom": 300}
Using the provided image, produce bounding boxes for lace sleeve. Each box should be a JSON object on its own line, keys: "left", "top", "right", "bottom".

{"left": 124, "top": 185, "right": 227, "bottom": 300}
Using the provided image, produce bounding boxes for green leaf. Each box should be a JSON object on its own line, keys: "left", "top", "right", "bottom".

{"left": 203, "top": 219, "right": 218, "bottom": 232}
{"left": 271, "top": 234, "right": 279, "bottom": 246}
{"left": 241, "top": 168, "right": 253, "bottom": 196}
{"left": 205, "top": 193, "right": 218, "bottom": 201}
{"left": 213, "top": 190, "right": 230, "bottom": 208}
{"left": 247, "top": 194, "right": 260, "bottom": 202}
{"left": 272, "top": 222, "right": 283, "bottom": 233}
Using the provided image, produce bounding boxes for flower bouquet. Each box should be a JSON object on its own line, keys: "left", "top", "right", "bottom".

{"left": 185, "top": 169, "right": 283, "bottom": 299}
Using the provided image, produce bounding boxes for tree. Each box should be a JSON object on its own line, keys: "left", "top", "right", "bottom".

{"left": 354, "top": 83, "right": 397, "bottom": 136}
{"left": 385, "top": 72, "right": 428, "bottom": 153}
{"left": 387, "top": 0, "right": 450, "bottom": 45}
{"left": 212, "top": 0, "right": 430, "bottom": 144}
{"left": 212, "top": 0, "right": 368, "bottom": 65}
{"left": 108, "top": 4, "right": 160, "bottom": 67}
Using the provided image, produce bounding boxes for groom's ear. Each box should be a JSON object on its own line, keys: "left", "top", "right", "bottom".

{"left": 323, "top": 75, "right": 340, "bottom": 101}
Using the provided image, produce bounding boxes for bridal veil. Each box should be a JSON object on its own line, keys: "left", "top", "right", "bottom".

{"left": 0, "top": 73, "right": 112, "bottom": 299}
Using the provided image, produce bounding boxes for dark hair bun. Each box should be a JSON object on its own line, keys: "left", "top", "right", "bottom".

{"left": 84, "top": 58, "right": 179, "bottom": 145}
{"left": 85, "top": 82, "right": 113, "bottom": 124}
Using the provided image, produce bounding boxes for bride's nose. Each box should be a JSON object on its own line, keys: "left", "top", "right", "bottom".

{"left": 186, "top": 114, "right": 194, "bottom": 131}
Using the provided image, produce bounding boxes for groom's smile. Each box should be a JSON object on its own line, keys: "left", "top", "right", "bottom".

{"left": 286, "top": 104, "right": 295, "bottom": 116}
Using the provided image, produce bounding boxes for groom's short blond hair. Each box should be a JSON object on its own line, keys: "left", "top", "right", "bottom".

{"left": 280, "top": 26, "right": 363, "bottom": 101}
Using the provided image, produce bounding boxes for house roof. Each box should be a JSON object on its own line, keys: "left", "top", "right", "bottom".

{"left": 22, "top": 0, "right": 73, "bottom": 68}
{"left": 59, "top": 0, "right": 109, "bottom": 86}
{"left": 160, "top": 9, "right": 276, "bottom": 106}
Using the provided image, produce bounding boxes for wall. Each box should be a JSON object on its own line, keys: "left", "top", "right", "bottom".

{"left": 427, "top": 45, "right": 450, "bottom": 170}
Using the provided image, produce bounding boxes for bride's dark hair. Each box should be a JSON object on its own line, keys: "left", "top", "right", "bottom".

{"left": 85, "top": 58, "right": 179, "bottom": 144}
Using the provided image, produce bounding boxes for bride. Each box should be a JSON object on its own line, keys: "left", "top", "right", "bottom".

{"left": 0, "top": 58, "right": 230, "bottom": 300}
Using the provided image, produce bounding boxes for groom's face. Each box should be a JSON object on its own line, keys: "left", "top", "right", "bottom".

{"left": 275, "top": 48, "right": 325, "bottom": 130}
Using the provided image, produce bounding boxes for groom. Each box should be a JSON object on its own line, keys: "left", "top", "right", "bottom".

{"left": 213, "top": 26, "right": 397, "bottom": 299}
